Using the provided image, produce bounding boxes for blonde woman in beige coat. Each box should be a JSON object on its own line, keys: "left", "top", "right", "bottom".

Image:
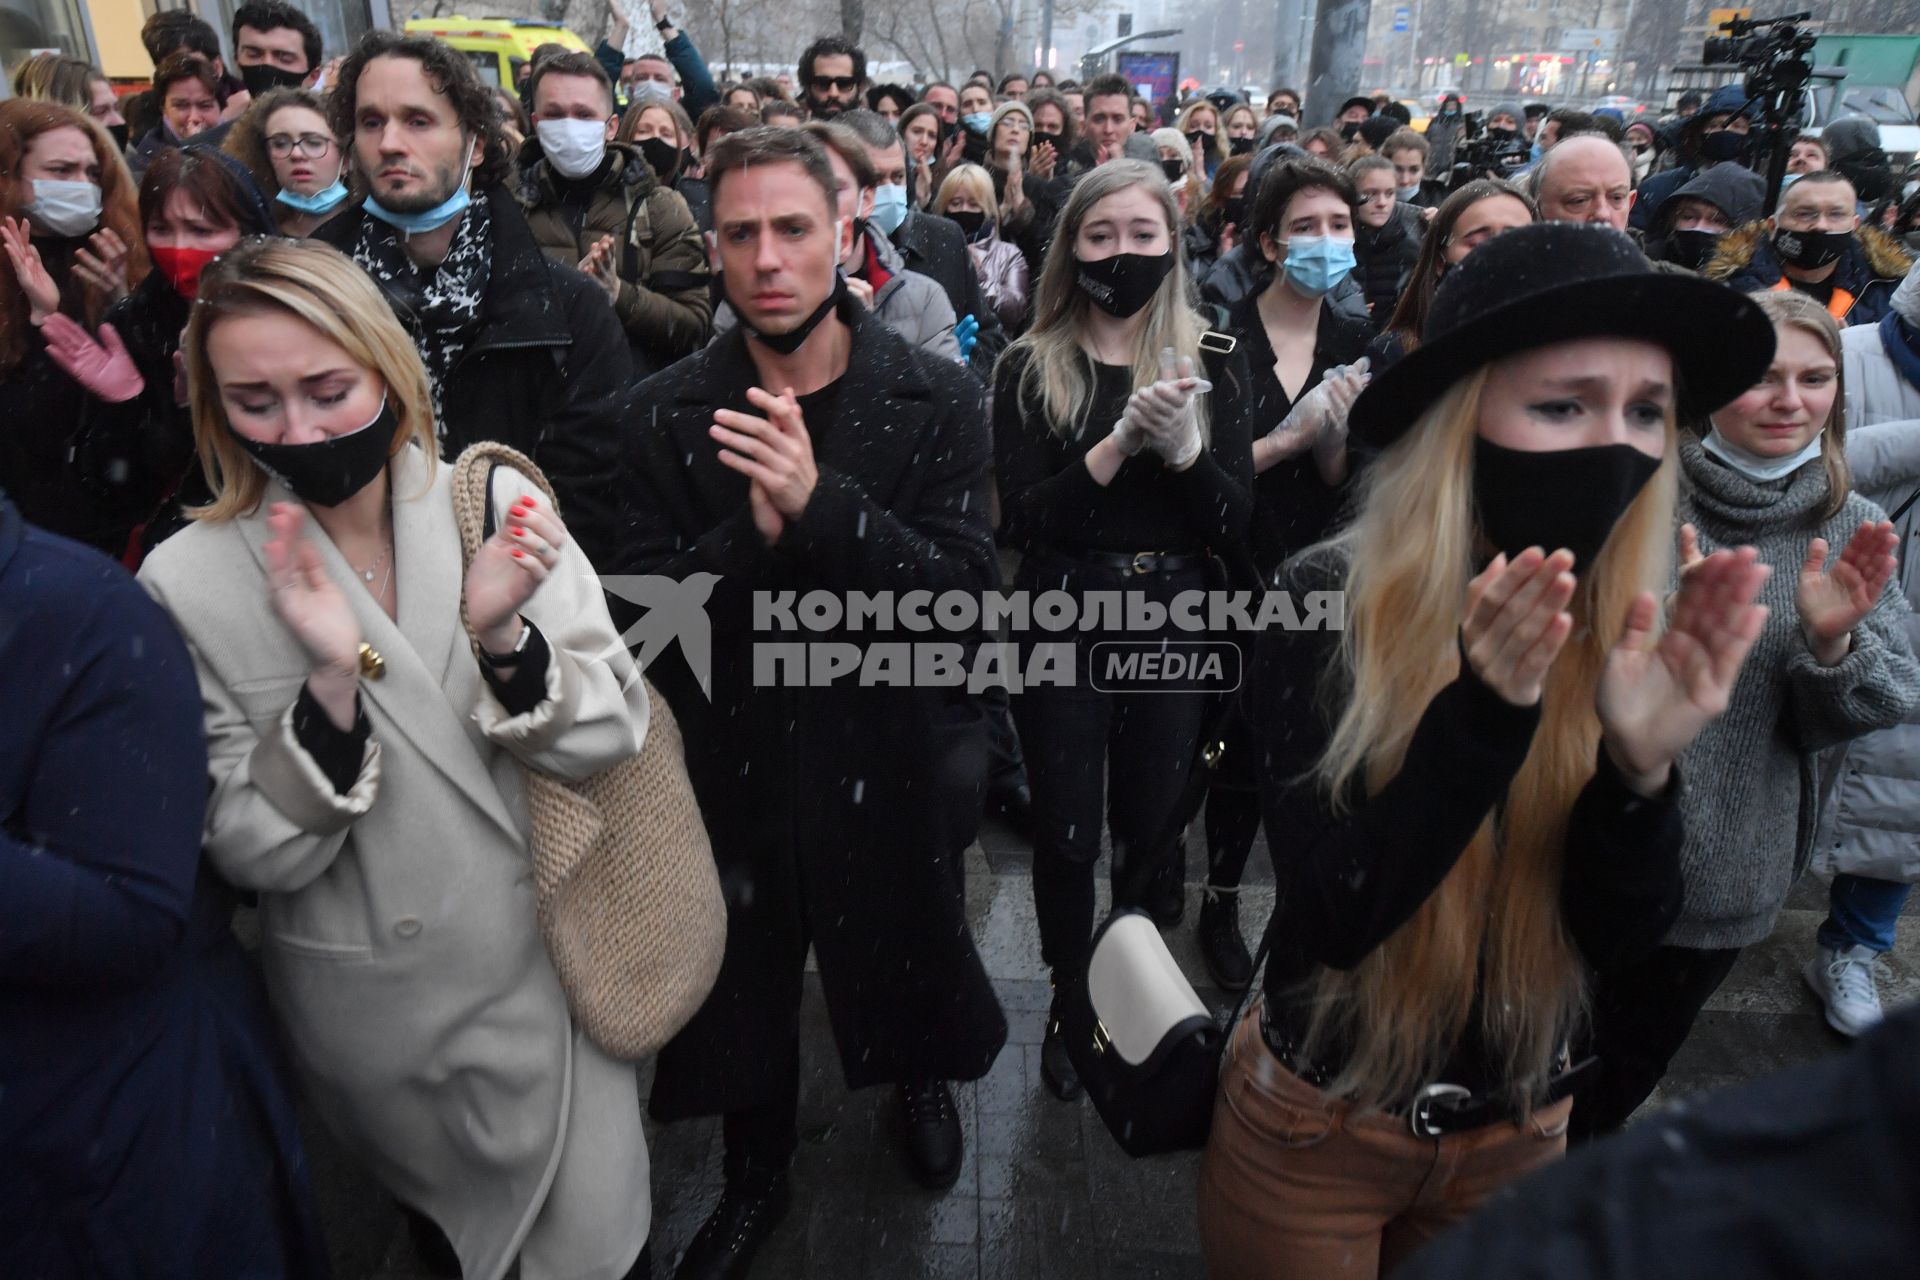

{"left": 138, "top": 238, "right": 654, "bottom": 1280}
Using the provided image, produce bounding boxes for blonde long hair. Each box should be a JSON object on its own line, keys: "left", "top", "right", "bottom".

{"left": 1010, "top": 160, "right": 1210, "bottom": 439}
{"left": 185, "top": 238, "right": 437, "bottom": 522}
{"left": 1711, "top": 288, "right": 1852, "bottom": 520}
{"left": 1301, "top": 367, "right": 1679, "bottom": 1111}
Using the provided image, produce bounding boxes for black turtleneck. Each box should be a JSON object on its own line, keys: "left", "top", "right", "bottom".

{"left": 552, "top": 153, "right": 617, "bottom": 240}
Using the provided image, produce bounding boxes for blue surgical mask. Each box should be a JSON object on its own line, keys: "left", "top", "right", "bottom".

{"left": 869, "top": 182, "right": 909, "bottom": 235}
{"left": 1281, "top": 234, "right": 1356, "bottom": 297}
{"left": 962, "top": 111, "right": 993, "bottom": 135}
{"left": 27, "top": 178, "right": 101, "bottom": 237}
{"left": 1529, "top": 138, "right": 1546, "bottom": 164}
{"left": 364, "top": 140, "right": 477, "bottom": 238}
{"left": 277, "top": 179, "right": 349, "bottom": 216}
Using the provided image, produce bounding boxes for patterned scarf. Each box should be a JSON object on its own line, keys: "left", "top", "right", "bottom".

{"left": 351, "top": 196, "right": 492, "bottom": 428}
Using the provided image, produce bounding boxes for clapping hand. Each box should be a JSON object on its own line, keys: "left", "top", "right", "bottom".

{"left": 1031, "top": 140, "right": 1058, "bottom": 178}
{"left": 464, "top": 492, "right": 569, "bottom": 655}
{"left": 1796, "top": 520, "right": 1898, "bottom": 666}
{"left": 1462, "top": 548, "right": 1578, "bottom": 708}
{"left": 954, "top": 313, "right": 980, "bottom": 362}
{"left": 711, "top": 386, "right": 819, "bottom": 546}
{"left": 579, "top": 234, "right": 622, "bottom": 301}
{"left": 40, "top": 315, "right": 143, "bottom": 402}
{"left": 2, "top": 217, "right": 60, "bottom": 323}
{"left": 1598, "top": 546, "right": 1771, "bottom": 795}
{"left": 72, "top": 227, "right": 131, "bottom": 305}
{"left": 265, "top": 503, "right": 363, "bottom": 728}
{"left": 1129, "top": 347, "right": 1211, "bottom": 468}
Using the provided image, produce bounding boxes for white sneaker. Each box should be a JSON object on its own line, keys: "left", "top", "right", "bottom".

{"left": 1803, "top": 943, "right": 1886, "bottom": 1037}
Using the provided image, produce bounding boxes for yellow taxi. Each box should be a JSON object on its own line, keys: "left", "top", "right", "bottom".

{"left": 402, "top": 17, "right": 594, "bottom": 90}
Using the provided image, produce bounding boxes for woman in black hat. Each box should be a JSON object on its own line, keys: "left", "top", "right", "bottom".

{"left": 1196, "top": 222, "right": 1776, "bottom": 1280}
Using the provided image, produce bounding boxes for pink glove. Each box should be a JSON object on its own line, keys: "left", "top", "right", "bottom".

{"left": 41, "top": 315, "right": 145, "bottom": 404}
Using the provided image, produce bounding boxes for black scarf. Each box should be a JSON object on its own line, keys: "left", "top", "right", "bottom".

{"left": 351, "top": 196, "right": 493, "bottom": 427}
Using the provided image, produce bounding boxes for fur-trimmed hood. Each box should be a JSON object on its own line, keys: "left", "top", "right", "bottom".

{"left": 1705, "top": 220, "right": 1913, "bottom": 326}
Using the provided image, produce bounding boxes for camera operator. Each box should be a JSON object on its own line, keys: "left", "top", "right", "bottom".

{"left": 1450, "top": 102, "right": 1530, "bottom": 190}
{"left": 1632, "top": 84, "right": 1763, "bottom": 231}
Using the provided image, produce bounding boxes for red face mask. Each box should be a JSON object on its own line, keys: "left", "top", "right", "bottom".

{"left": 149, "top": 244, "right": 222, "bottom": 299}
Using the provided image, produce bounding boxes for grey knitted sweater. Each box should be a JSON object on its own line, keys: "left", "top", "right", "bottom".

{"left": 1669, "top": 438, "right": 1920, "bottom": 949}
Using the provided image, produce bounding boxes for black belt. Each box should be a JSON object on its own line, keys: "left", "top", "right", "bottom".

{"left": 1259, "top": 1003, "right": 1597, "bottom": 1139}
{"left": 1048, "top": 547, "right": 1210, "bottom": 576}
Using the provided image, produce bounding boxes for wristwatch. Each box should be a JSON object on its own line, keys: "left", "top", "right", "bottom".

{"left": 477, "top": 620, "right": 531, "bottom": 667}
{"left": 655, "top": 14, "right": 675, "bottom": 30}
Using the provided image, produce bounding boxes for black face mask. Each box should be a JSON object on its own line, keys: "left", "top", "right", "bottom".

{"left": 1185, "top": 128, "right": 1213, "bottom": 149}
{"left": 234, "top": 397, "right": 401, "bottom": 509}
{"left": 1486, "top": 125, "right": 1519, "bottom": 141}
{"left": 1775, "top": 227, "right": 1852, "bottom": 270}
{"left": 107, "top": 122, "right": 130, "bottom": 152}
{"left": 1033, "top": 129, "right": 1063, "bottom": 153}
{"left": 241, "top": 62, "right": 308, "bottom": 97}
{"left": 1667, "top": 227, "right": 1722, "bottom": 271}
{"left": 637, "top": 135, "right": 680, "bottom": 180}
{"left": 738, "top": 270, "right": 848, "bottom": 355}
{"left": 1074, "top": 250, "right": 1175, "bottom": 318}
{"left": 1700, "top": 129, "right": 1747, "bottom": 163}
{"left": 1229, "top": 135, "right": 1256, "bottom": 155}
{"left": 1473, "top": 438, "right": 1662, "bottom": 573}
{"left": 962, "top": 128, "right": 989, "bottom": 164}
{"left": 1340, "top": 121, "right": 1363, "bottom": 141}
{"left": 1160, "top": 158, "right": 1185, "bottom": 183}
{"left": 1222, "top": 194, "right": 1248, "bottom": 227}
{"left": 947, "top": 209, "right": 986, "bottom": 237}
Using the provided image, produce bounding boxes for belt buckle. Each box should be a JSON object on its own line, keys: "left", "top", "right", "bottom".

{"left": 1408, "top": 1083, "right": 1473, "bottom": 1139}
{"left": 1130, "top": 551, "right": 1156, "bottom": 575}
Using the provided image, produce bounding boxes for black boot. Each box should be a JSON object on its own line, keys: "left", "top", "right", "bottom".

{"left": 1198, "top": 885, "right": 1252, "bottom": 992}
{"left": 897, "top": 1080, "right": 964, "bottom": 1189}
{"left": 1041, "top": 981, "right": 1084, "bottom": 1102}
{"left": 673, "top": 1170, "right": 791, "bottom": 1280}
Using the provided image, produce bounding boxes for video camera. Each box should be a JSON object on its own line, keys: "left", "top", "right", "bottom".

{"left": 1703, "top": 11, "right": 1815, "bottom": 102}
{"left": 1450, "top": 110, "right": 1530, "bottom": 189}
{"left": 1701, "top": 11, "right": 1817, "bottom": 212}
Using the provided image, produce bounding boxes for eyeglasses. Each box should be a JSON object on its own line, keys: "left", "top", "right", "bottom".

{"left": 266, "top": 133, "right": 334, "bottom": 158}
{"left": 810, "top": 75, "right": 859, "bottom": 93}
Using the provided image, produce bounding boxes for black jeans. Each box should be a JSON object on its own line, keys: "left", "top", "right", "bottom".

{"left": 1570, "top": 943, "right": 1743, "bottom": 1143}
{"left": 1010, "top": 553, "right": 1212, "bottom": 975}
{"left": 1202, "top": 709, "right": 1264, "bottom": 892}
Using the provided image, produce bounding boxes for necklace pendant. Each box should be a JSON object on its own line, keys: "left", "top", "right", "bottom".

{"left": 363, "top": 568, "right": 375, "bottom": 582}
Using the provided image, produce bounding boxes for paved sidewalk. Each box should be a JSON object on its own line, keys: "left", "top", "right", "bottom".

{"left": 319, "top": 820, "right": 1920, "bottom": 1279}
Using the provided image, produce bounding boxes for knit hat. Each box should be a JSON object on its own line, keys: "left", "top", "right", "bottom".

{"left": 1260, "top": 114, "right": 1298, "bottom": 144}
{"left": 1893, "top": 260, "right": 1920, "bottom": 329}
{"left": 1489, "top": 101, "right": 1523, "bottom": 127}
{"left": 1358, "top": 116, "right": 1399, "bottom": 150}
{"left": 1349, "top": 222, "right": 1775, "bottom": 447}
{"left": 1151, "top": 127, "right": 1190, "bottom": 172}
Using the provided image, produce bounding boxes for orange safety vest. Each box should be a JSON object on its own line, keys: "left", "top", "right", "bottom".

{"left": 1770, "top": 275, "right": 1856, "bottom": 322}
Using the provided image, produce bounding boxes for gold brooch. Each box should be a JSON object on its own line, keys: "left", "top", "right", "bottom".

{"left": 357, "top": 642, "right": 386, "bottom": 681}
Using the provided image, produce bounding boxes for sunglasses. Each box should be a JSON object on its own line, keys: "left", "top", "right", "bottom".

{"left": 810, "top": 75, "right": 859, "bottom": 93}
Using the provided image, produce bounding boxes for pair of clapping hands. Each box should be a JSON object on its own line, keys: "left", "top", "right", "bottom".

{"left": 1110, "top": 347, "right": 1213, "bottom": 469}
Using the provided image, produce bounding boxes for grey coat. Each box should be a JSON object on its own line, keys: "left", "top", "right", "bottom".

{"left": 712, "top": 229, "right": 961, "bottom": 362}
{"left": 1669, "top": 438, "right": 1920, "bottom": 949}
{"left": 139, "top": 448, "right": 653, "bottom": 1280}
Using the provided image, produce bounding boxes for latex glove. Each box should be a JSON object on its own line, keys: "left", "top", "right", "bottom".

{"left": 1269, "top": 358, "right": 1368, "bottom": 451}
{"left": 954, "top": 313, "right": 980, "bottom": 362}
{"left": 1309, "top": 358, "right": 1370, "bottom": 469}
{"left": 1141, "top": 348, "right": 1213, "bottom": 467}
{"left": 41, "top": 314, "right": 144, "bottom": 403}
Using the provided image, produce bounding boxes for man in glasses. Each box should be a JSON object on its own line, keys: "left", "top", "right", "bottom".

{"left": 798, "top": 34, "right": 865, "bottom": 120}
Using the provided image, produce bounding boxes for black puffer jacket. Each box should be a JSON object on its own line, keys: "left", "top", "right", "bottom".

{"left": 1352, "top": 203, "right": 1424, "bottom": 326}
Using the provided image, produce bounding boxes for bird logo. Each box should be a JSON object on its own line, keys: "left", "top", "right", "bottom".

{"left": 596, "top": 573, "right": 722, "bottom": 699}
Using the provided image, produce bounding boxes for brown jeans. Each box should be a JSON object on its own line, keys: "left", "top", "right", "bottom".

{"left": 1196, "top": 1004, "right": 1572, "bottom": 1280}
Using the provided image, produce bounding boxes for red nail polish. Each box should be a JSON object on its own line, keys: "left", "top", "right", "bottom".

{"left": 512, "top": 527, "right": 526, "bottom": 536}
{"left": 512, "top": 549, "right": 525, "bottom": 558}
{"left": 522, "top": 497, "right": 536, "bottom": 508}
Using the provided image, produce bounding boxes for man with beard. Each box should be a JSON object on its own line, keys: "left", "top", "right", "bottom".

{"left": 616, "top": 126, "right": 1006, "bottom": 1280}
{"left": 798, "top": 34, "right": 865, "bottom": 120}
{"left": 313, "top": 31, "right": 632, "bottom": 566}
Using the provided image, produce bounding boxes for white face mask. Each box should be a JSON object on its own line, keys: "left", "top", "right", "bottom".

{"left": 1702, "top": 423, "right": 1826, "bottom": 482}
{"left": 28, "top": 178, "right": 102, "bottom": 237}
{"left": 536, "top": 117, "right": 609, "bottom": 180}
{"left": 1397, "top": 182, "right": 1421, "bottom": 201}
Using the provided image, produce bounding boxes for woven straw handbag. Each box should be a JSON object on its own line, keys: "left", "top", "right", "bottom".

{"left": 451, "top": 442, "right": 725, "bottom": 1060}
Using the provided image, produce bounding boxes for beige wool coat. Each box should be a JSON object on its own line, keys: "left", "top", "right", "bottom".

{"left": 140, "top": 445, "right": 652, "bottom": 1280}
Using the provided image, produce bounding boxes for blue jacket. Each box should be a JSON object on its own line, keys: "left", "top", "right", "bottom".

{"left": 596, "top": 29, "right": 719, "bottom": 119}
{"left": 1707, "top": 220, "right": 1914, "bottom": 328}
{"left": 0, "top": 494, "right": 326, "bottom": 1278}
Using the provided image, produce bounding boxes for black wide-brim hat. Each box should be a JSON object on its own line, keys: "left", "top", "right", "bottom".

{"left": 1350, "top": 223, "right": 1776, "bottom": 450}
{"left": 1338, "top": 95, "right": 1376, "bottom": 117}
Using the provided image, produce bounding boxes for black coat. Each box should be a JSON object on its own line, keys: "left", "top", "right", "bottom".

{"left": 1397, "top": 1004, "right": 1920, "bottom": 1279}
{"left": 1199, "top": 239, "right": 1371, "bottom": 325}
{"left": 1353, "top": 204, "right": 1424, "bottom": 326}
{"left": 616, "top": 299, "right": 1008, "bottom": 1117}
{"left": 313, "top": 186, "right": 635, "bottom": 567}
{"left": 0, "top": 496, "right": 325, "bottom": 1278}
{"left": 891, "top": 209, "right": 1008, "bottom": 374}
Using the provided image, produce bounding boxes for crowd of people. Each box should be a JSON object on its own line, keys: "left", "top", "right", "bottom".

{"left": 7, "top": 2, "right": 1920, "bottom": 1278}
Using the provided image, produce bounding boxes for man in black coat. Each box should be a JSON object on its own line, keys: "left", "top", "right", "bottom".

{"left": 313, "top": 31, "right": 633, "bottom": 568}
{"left": 615, "top": 127, "right": 1007, "bottom": 1280}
